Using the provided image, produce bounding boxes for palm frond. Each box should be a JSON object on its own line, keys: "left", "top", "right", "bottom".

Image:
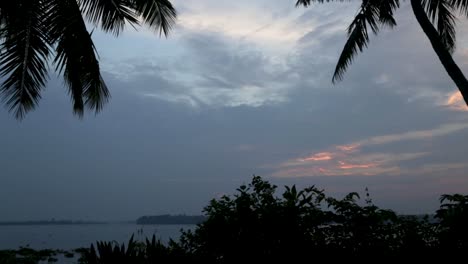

{"left": 78, "top": 0, "right": 139, "bottom": 36}
{"left": 423, "top": 0, "right": 457, "bottom": 53}
{"left": 0, "top": 0, "right": 51, "bottom": 119}
{"left": 332, "top": 0, "right": 382, "bottom": 83}
{"left": 0, "top": 1, "right": 13, "bottom": 24}
{"left": 295, "top": 0, "right": 348, "bottom": 8}
{"left": 0, "top": 2, "right": 12, "bottom": 48}
{"left": 49, "top": 0, "right": 109, "bottom": 116}
{"left": 295, "top": 0, "right": 398, "bottom": 82}
{"left": 377, "top": 0, "right": 400, "bottom": 27}
{"left": 133, "top": 0, "right": 177, "bottom": 36}
{"left": 450, "top": 0, "right": 468, "bottom": 16}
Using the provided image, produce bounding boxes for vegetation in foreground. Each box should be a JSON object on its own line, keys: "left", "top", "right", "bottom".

{"left": 1, "top": 176, "right": 468, "bottom": 263}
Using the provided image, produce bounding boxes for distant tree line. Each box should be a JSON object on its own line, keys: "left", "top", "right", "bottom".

{"left": 1, "top": 176, "right": 467, "bottom": 263}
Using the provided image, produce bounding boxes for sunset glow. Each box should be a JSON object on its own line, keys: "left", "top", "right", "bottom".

{"left": 336, "top": 144, "right": 360, "bottom": 152}
{"left": 445, "top": 91, "right": 468, "bottom": 111}
{"left": 338, "top": 161, "right": 377, "bottom": 169}
{"left": 271, "top": 122, "right": 468, "bottom": 179}
{"left": 299, "top": 152, "right": 333, "bottom": 162}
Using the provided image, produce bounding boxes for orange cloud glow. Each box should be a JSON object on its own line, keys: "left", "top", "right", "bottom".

{"left": 338, "top": 161, "right": 377, "bottom": 169}
{"left": 336, "top": 143, "right": 360, "bottom": 152}
{"left": 299, "top": 152, "right": 333, "bottom": 162}
{"left": 445, "top": 91, "right": 468, "bottom": 112}
{"left": 270, "top": 122, "right": 468, "bottom": 178}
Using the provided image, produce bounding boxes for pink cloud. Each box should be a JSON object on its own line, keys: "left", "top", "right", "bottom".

{"left": 336, "top": 143, "right": 360, "bottom": 152}
{"left": 270, "top": 122, "right": 468, "bottom": 178}
{"left": 444, "top": 91, "right": 468, "bottom": 112}
{"left": 338, "top": 161, "right": 377, "bottom": 169}
{"left": 299, "top": 152, "right": 333, "bottom": 162}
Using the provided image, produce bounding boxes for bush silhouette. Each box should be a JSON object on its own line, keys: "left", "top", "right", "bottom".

{"left": 2, "top": 176, "right": 468, "bottom": 263}
{"left": 177, "top": 176, "right": 465, "bottom": 262}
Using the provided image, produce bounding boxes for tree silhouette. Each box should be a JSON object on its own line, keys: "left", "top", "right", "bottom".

{"left": 0, "top": 0, "right": 176, "bottom": 119}
{"left": 1, "top": 176, "right": 468, "bottom": 263}
{"left": 296, "top": 0, "right": 468, "bottom": 106}
{"left": 436, "top": 194, "right": 468, "bottom": 252}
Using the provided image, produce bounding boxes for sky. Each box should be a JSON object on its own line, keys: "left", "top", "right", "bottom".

{"left": 1, "top": 0, "right": 468, "bottom": 221}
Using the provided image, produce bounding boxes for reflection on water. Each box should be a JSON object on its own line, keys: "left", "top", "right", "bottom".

{"left": 0, "top": 224, "right": 193, "bottom": 250}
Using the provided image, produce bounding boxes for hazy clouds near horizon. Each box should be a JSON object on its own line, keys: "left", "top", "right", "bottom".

{"left": 1, "top": 0, "right": 468, "bottom": 221}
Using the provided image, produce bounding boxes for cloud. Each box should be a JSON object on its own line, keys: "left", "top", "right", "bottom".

{"left": 192, "top": 85, "right": 288, "bottom": 107}
{"left": 360, "top": 122, "right": 468, "bottom": 146}
{"left": 177, "top": 12, "right": 306, "bottom": 52}
{"left": 101, "top": 1, "right": 364, "bottom": 110}
{"left": 272, "top": 122, "right": 468, "bottom": 178}
{"left": 443, "top": 91, "right": 468, "bottom": 112}
{"left": 300, "top": 152, "right": 333, "bottom": 162}
{"left": 142, "top": 83, "right": 290, "bottom": 108}
{"left": 273, "top": 151, "right": 428, "bottom": 178}
{"left": 116, "top": 29, "right": 301, "bottom": 108}
{"left": 141, "top": 92, "right": 199, "bottom": 107}
{"left": 172, "top": 0, "right": 311, "bottom": 53}
{"left": 104, "top": 1, "right": 468, "bottom": 115}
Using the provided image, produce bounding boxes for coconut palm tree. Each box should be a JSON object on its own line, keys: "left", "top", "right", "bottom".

{"left": 0, "top": 0, "right": 176, "bottom": 119}
{"left": 296, "top": 0, "right": 468, "bottom": 106}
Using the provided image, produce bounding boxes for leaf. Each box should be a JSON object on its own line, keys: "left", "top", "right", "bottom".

{"left": 0, "top": 0, "right": 51, "bottom": 119}
{"left": 78, "top": 0, "right": 140, "bottom": 35}
{"left": 423, "top": 0, "right": 457, "bottom": 53}
{"left": 133, "top": 0, "right": 177, "bottom": 36}
{"left": 49, "top": 0, "right": 109, "bottom": 116}
{"left": 295, "top": 0, "right": 348, "bottom": 8}
{"left": 332, "top": 0, "right": 382, "bottom": 83}
{"left": 378, "top": 0, "right": 400, "bottom": 27}
{"left": 296, "top": 0, "right": 399, "bottom": 83}
{"left": 450, "top": 0, "right": 468, "bottom": 16}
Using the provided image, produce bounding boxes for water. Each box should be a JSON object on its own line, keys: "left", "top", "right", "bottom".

{"left": 0, "top": 224, "right": 194, "bottom": 250}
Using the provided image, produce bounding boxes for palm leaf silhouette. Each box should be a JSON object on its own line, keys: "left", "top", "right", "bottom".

{"left": 0, "top": 0, "right": 177, "bottom": 119}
